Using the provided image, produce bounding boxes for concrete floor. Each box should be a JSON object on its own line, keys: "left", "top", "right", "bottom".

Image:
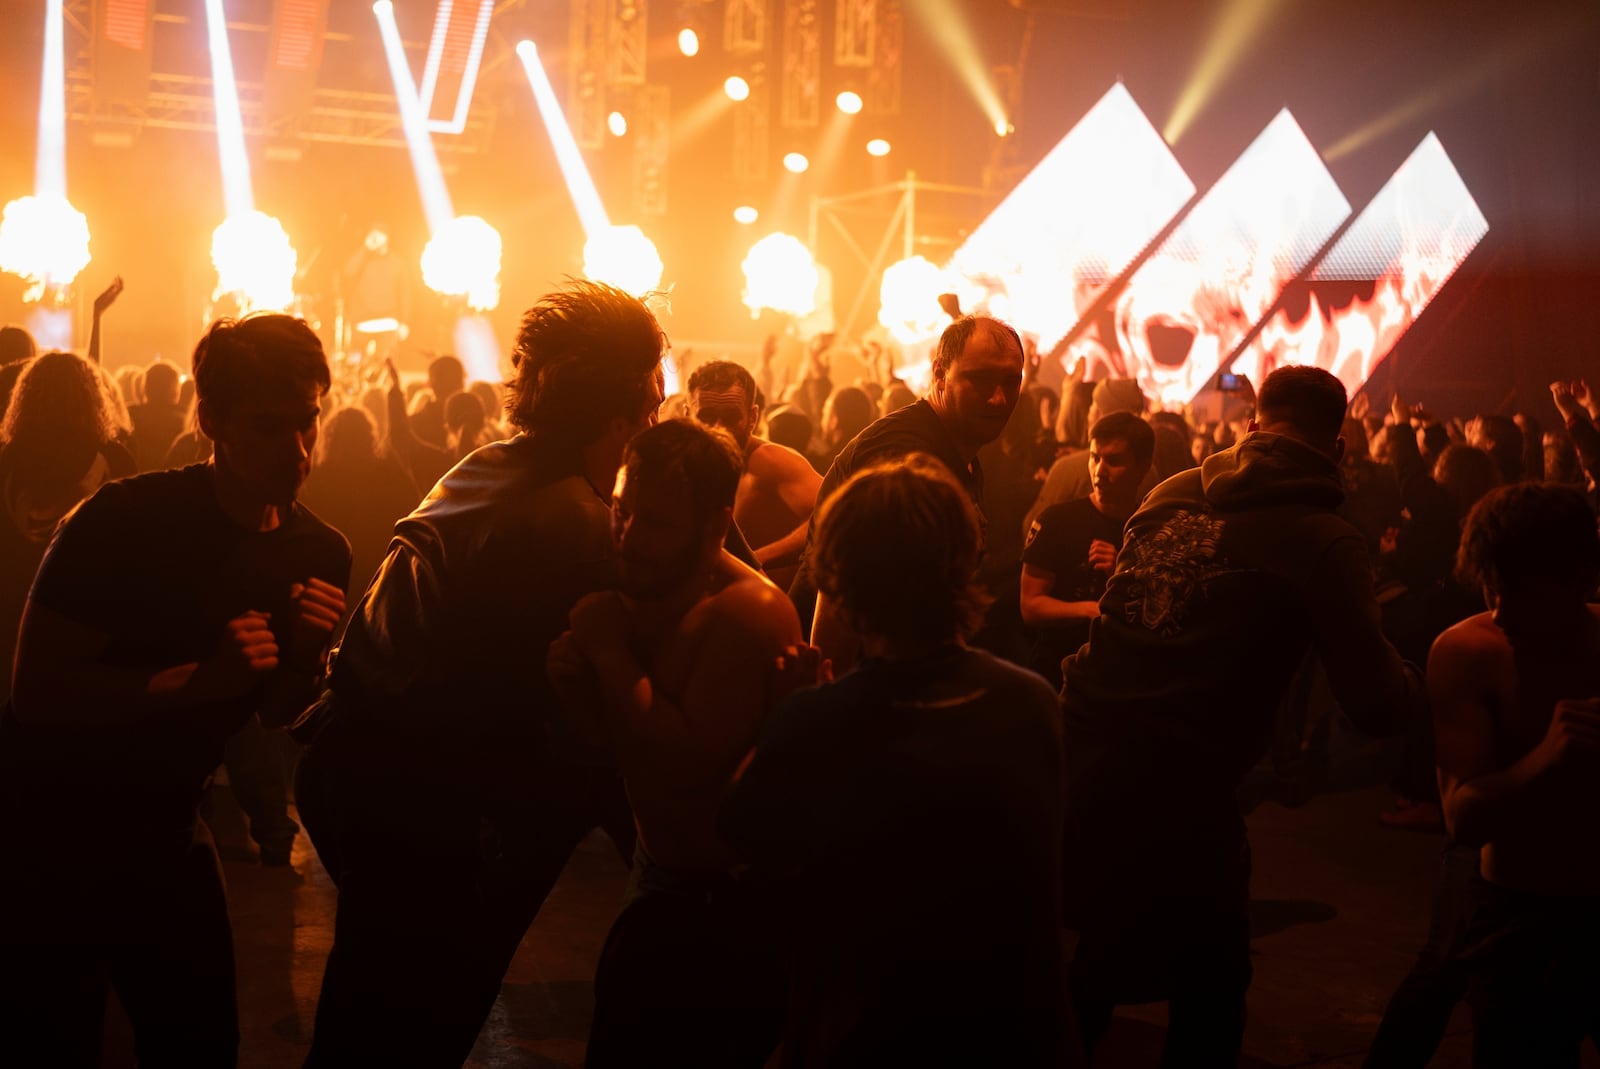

{"left": 93, "top": 782, "right": 1597, "bottom": 1068}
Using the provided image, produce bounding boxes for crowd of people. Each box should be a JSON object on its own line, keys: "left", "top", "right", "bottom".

{"left": 0, "top": 277, "right": 1595, "bottom": 1067}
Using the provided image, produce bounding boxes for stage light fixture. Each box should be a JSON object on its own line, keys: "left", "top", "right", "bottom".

{"left": 517, "top": 40, "right": 611, "bottom": 237}
{"left": 1164, "top": 0, "right": 1283, "bottom": 144}
{"left": 995, "top": 119, "right": 1015, "bottom": 137}
{"left": 783, "top": 152, "right": 810, "bottom": 174}
{"left": 678, "top": 27, "right": 700, "bottom": 56}
{"left": 733, "top": 205, "right": 758, "bottom": 224}
{"left": 866, "top": 138, "right": 891, "bottom": 157}
{"left": 836, "top": 91, "right": 863, "bottom": 115}
{"left": 724, "top": 76, "right": 751, "bottom": 102}
{"left": 910, "top": 0, "right": 1010, "bottom": 143}
{"left": 608, "top": 111, "right": 628, "bottom": 137}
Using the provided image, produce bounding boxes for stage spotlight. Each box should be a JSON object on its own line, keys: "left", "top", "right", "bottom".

{"left": 517, "top": 40, "right": 611, "bottom": 237}
{"left": 608, "top": 111, "right": 628, "bottom": 137}
{"left": 421, "top": 215, "right": 502, "bottom": 311}
{"left": 783, "top": 152, "right": 810, "bottom": 174}
{"left": 583, "top": 224, "right": 664, "bottom": 297}
{"left": 733, "top": 205, "right": 759, "bottom": 225}
{"left": 910, "top": 0, "right": 1009, "bottom": 141}
{"left": 724, "top": 76, "right": 751, "bottom": 102}
{"left": 836, "top": 91, "right": 863, "bottom": 115}
{"left": 678, "top": 27, "right": 700, "bottom": 56}
{"left": 1164, "top": 0, "right": 1284, "bottom": 144}
{"left": 205, "top": 0, "right": 255, "bottom": 218}
{"left": 36, "top": 0, "right": 67, "bottom": 198}
{"left": 866, "top": 138, "right": 891, "bottom": 157}
{"left": 995, "top": 119, "right": 1014, "bottom": 137}
{"left": 211, "top": 211, "right": 297, "bottom": 312}
{"left": 742, "top": 233, "right": 818, "bottom": 317}
{"left": 0, "top": 195, "right": 91, "bottom": 302}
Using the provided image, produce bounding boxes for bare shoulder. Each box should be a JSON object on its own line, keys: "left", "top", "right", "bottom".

{"left": 700, "top": 563, "right": 802, "bottom": 644}
{"left": 749, "top": 439, "right": 819, "bottom": 482}
{"left": 1429, "top": 612, "right": 1511, "bottom": 673}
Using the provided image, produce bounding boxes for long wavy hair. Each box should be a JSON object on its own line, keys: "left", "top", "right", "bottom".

{"left": 1, "top": 351, "right": 130, "bottom": 498}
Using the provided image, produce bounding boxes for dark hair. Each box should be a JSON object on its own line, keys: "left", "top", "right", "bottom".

{"left": 0, "top": 351, "right": 129, "bottom": 501}
{"left": 1089, "top": 411, "right": 1156, "bottom": 466}
{"left": 826, "top": 386, "right": 877, "bottom": 446}
{"left": 686, "top": 360, "right": 757, "bottom": 406}
{"left": 1471, "top": 414, "right": 1525, "bottom": 484}
{"left": 811, "top": 455, "right": 989, "bottom": 643}
{"left": 0, "top": 325, "right": 35, "bottom": 366}
{"left": 621, "top": 418, "right": 744, "bottom": 532}
{"left": 765, "top": 407, "right": 812, "bottom": 454}
{"left": 143, "top": 361, "right": 181, "bottom": 406}
{"left": 427, "top": 355, "right": 465, "bottom": 399}
{"left": 1433, "top": 444, "right": 1500, "bottom": 521}
{"left": 1457, "top": 482, "right": 1600, "bottom": 598}
{"left": 318, "top": 405, "right": 379, "bottom": 465}
{"left": 931, "top": 314, "right": 1023, "bottom": 385}
{"left": 191, "top": 314, "right": 330, "bottom": 420}
{"left": 883, "top": 383, "right": 917, "bottom": 414}
{"left": 506, "top": 280, "right": 665, "bottom": 445}
{"left": 1256, "top": 366, "right": 1347, "bottom": 443}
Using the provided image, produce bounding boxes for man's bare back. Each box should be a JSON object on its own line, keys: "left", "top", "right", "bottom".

{"left": 736, "top": 437, "right": 821, "bottom": 589}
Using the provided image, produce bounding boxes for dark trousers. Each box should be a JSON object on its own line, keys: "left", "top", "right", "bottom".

{"left": 586, "top": 850, "right": 784, "bottom": 1069}
{"left": 1065, "top": 800, "right": 1253, "bottom": 1067}
{"left": 222, "top": 713, "right": 299, "bottom": 853}
{"left": 0, "top": 823, "right": 239, "bottom": 1068}
{"left": 295, "top": 715, "right": 635, "bottom": 1067}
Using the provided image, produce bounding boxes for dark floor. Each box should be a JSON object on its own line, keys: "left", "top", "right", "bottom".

{"left": 96, "top": 781, "right": 1597, "bottom": 1068}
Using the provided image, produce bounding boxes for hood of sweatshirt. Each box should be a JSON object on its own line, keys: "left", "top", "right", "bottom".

{"left": 1198, "top": 431, "right": 1344, "bottom": 513}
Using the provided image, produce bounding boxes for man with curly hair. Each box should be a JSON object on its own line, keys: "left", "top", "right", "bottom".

{"left": 295, "top": 280, "right": 666, "bottom": 1065}
{"left": 1059, "top": 365, "right": 1421, "bottom": 1064}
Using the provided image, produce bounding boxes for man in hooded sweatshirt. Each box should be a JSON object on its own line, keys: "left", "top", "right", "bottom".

{"left": 1059, "top": 366, "right": 1423, "bottom": 1065}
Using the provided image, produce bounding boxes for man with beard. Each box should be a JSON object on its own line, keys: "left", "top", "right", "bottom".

{"left": 553, "top": 418, "right": 800, "bottom": 1067}
{"left": 790, "top": 314, "right": 1025, "bottom": 670}
{"left": 687, "top": 360, "right": 821, "bottom": 590}
{"left": 0, "top": 314, "right": 349, "bottom": 1065}
{"left": 294, "top": 281, "right": 665, "bottom": 1066}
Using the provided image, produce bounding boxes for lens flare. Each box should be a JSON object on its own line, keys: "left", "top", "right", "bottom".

{"left": 608, "top": 111, "right": 628, "bottom": 137}
{"left": 211, "top": 210, "right": 297, "bottom": 312}
{"left": 0, "top": 194, "right": 91, "bottom": 301}
{"left": 517, "top": 40, "right": 611, "bottom": 238}
{"left": 783, "top": 152, "right": 810, "bottom": 174}
{"left": 866, "top": 138, "right": 891, "bottom": 157}
{"left": 836, "top": 91, "right": 863, "bottom": 115}
{"left": 878, "top": 256, "right": 950, "bottom": 345}
{"left": 741, "top": 233, "right": 818, "bottom": 318}
{"left": 724, "top": 76, "right": 751, "bottom": 102}
{"left": 421, "top": 215, "right": 503, "bottom": 311}
{"left": 678, "top": 27, "right": 700, "bottom": 56}
{"left": 582, "top": 224, "right": 664, "bottom": 297}
{"left": 733, "top": 205, "right": 759, "bottom": 224}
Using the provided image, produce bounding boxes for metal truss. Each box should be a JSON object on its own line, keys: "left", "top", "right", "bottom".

{"left": 833, "top": 0, "right": 874, "bottom": 67}
{"left": 732, "top": 62, "right": 769, "bottom": 183}
{"left": 632, "top": 84, "right": 670, "bottom": 216}
{"left": 722, "top": 0, "right": 766, "bottom": 55}
{"left": 569, "top": 0, "right": 609, "bottom": 148}
{"left": 607, "top": 0, "right": 648, "bottom": 86}
{"left": 864, "top": 0, "right": 900, "bottom": 115}
{"left": 779, "top": 0, "right": 819, "bottom": 128}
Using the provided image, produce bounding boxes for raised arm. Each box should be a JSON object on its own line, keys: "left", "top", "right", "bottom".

{"left": 86, "top": 276, "right": 124, "bottom": 365}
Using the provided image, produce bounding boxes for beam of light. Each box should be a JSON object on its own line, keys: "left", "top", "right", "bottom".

{"left": 1229, "top": 133, "right": 1488, "bottom": 397}
{"left": 583, "top": 225, "right": 664, "bottom": 296}
{"left": 37, "top": 0, "right": 67, "bottom": 197}
{"left": 204, "top": 0, "right": 254, "bottom": 218}
{"left": 1163, "top": 0, "right": 1283, "bottom": 144}
{"left": 211, "top": 211, "right": 297, "bottom": 311}
{"left": 945, "top": 84, "right": 1195, "bottom": 358}
{"left": 904, "top": 0, "right": 1007, "bottom": 137}
{"left": 453, "top": 314, "right": 501, "bottom": 383}
{"left": 376, "top": 0, "right": 456, "bottom": 234}
{"left": 516, "top": 40, "right": 610, "bottom": 238}
{"left": 0, "top": 195, "right": 91, "bottom": 301}
{"left": 742, "top": 233, "right": 818, "bottom": 317}
{"left": 421, "top": 215, "right": 502, "bottom": 310}
{"left": 671, "top": 87, "right": 733, "bottom": 149}
{"left": 1110, "top": 109, "right": 1351, "bottom": 407}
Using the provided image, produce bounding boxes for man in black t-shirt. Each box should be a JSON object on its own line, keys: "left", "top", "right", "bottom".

{"left": 1020, "top": 412, "right": 1154, "bottom": 689}
{"left": 0, "top": 314, "right": 350, "bottom": 1066}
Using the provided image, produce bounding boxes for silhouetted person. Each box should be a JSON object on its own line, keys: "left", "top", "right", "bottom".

{"left": 0, "top": 315, "right": 349, "bottom": 1066}
{"left": 410, "top": 353, "right": 466, "bottom": 448}
{"left": 128, "top": 361, "right": 188, "bottom": 471}
{"left": 294, "top": 281, "right": 665, "bottom": 1066}
{"left": 724, "top": 457, "right": 1073, "bottom": 1067}
{"left": 0, "top": 323, "right": 37, "bottom": 417}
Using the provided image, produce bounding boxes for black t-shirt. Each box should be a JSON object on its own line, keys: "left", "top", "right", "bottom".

{"left": 721, "top": 646, "right": 1068, "bottom": 1067}
{"left": 1021, "top": 497, "right": 1125, "bottom": 686}
{"left": 0, "top": 464, "right": 350, "bottom": 830}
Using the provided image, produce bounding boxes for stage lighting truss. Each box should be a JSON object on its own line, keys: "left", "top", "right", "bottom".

{"left": 941, "top": 85, "right": 1487, "bottom": 406}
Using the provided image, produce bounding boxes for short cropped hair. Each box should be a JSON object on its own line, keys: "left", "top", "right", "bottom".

{"left": 1457, "top": 482, "right": 1600, "bottom": 598}
{"left": 621, "top": 418, "right": 744, "bottom": 533}
{"left": 1471, "top": 414, "right": 1525, "bottom": 484}
{"left": 812, "top": 455, "right": 989, "bottom": 643}
{"left": 191, "top": 314, "right": 330, "bottom": 420}
{"left": 1089, "top": 411, "right": 1156, "bottom": 466}
{"left": 0, "top": 325, "right": 37, "bottom": 365}
{"left": 686, "top": 360, "right": 757, "bottom": 405}
{"left": 427, "top": 355, "right": 465, "bottom": 400}
{"left": 506, "top": 280, "right": 665, "bottom": 445}
{"left": 1256, "top": 366, "right": 1347, "bottom": 444}
{"left": 931, "top": 315, "right": 1023, "bottom": 384}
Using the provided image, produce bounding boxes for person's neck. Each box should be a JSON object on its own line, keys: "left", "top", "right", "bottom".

{"left": 209, "top": 463, "right": 284, "bottom": 533}
{"left": 580, "top": 440, "right": 619, "bottom": 503}
{"left": 623, "top": 558, "right": 721, "bottom": 646}
{"left": 858, "top": 632, "right": 962, "bottom": 662}
{"left": 1091, "top": 489, "right": 1137, "bottom": 522}
{"left": 927, "top": 397, "right": 981, "bottom": 464}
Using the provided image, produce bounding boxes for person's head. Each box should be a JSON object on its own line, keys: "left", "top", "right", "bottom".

{"left": 1086, "top": 378, "right": 1148, "bottom": 428}
{"left": 612, "top": 419, "right": 743, "bottom": 600}
{"left": 113, "top": 364, "right": 145, "bottom": 408}
{"left": 1433, "top": 444, "right": 1500, "bottom": 522}
{"left": 0, "top": 325, "right": 37, "bottom": 366}
{"left": 317, "top": 405, "right": 380, "bottom": 466}
{"left": 1418, "top": 421, "right": 1450, "bottom": 464}
{"left": 1544, "top": 431, "right": 1585, "bottom": 487}
{"left": 822, "top": 386, "right": 876, "bottom": 449}
{"left": 1457, "top": 482, "right": 1600, "bottom": 626}
{"left": 765, "top": 406, "right": 812, "bottom": 455}
{"left": 686, "top": 359, "right": 760, "bottom": 449}
{"left": 1254, "top": 366, "right": 1348, "bottom": 459}
{"left": 143, "top": 361, "right": 181, "bottom": 407}
{"left": 811, "top": 455, "right": 988, "bottom": 646}
{"left": 927, "top": 315, "right": 1025, "bottom": 450}
{"left": 0, "top": 350, "right": 126, "bottom": 458}
{"left": 468, "top": 380, "right": 503, "bottom": 426}
{"left": 426, "top": 355, "right": 466, "bottom": 403}
{"left": 192, "top": 314, "right": 332, "bottom": 507}
{"left": 1466, "top": 414, "right": 1524, "bottom": 484}
{"left": 1032, "top": 386, "right": 1061, "bottom": 436}
{"left": 443, "top": 390, "right": 487, "bottom": 456}
{"left": 883, "top": 383, "right": 917, "bottom": 414}
{"left": 1087, "top": 411, "right": 1155, "bottom": 511}
{"left": 505, "top": 281, "right": 666, "bottom": 460}
{"left": 1341, "top": 417, "right": 1370, "bottom": 463}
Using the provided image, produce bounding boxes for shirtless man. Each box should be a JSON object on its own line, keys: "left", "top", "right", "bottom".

{"left": 554, "top": 418, "right": 801, "bottom": 1068}
{"left": 1429, "top": 481, "right": 1600, "bottom": 1063}
{"left": 688, "top": 359, "right": 821, "bottom": 589}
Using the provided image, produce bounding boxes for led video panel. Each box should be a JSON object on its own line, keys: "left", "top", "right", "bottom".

{"left": 1105, "top": 109, "right": 1351, "bottom": 408}
{"left": 1227, "top": 133, "right": 1488, "bottom": 398}
{"left": 944, "top": 84, "right": 1195, "bottom": 357}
